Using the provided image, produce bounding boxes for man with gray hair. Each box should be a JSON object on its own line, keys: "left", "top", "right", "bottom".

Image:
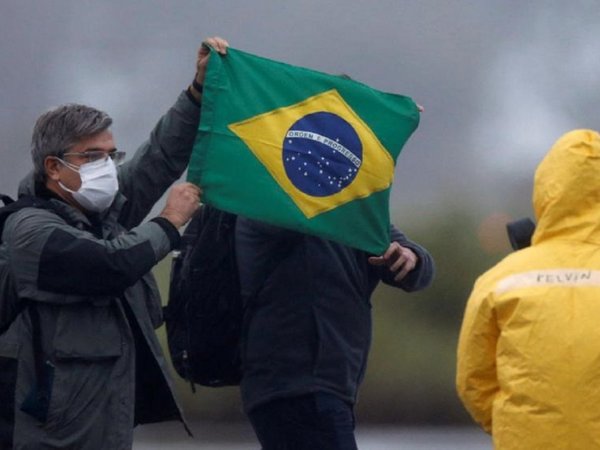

{"left": 0, "top": 36, "right": 229, "bottom": 449}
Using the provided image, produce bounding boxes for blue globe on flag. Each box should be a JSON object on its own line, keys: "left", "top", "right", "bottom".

{"left": 282, "top": 112, "right": 362, "bottom": 197}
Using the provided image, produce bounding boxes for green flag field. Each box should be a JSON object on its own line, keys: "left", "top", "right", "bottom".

{"left": 188, "top": 47, "right": 420, "bottom": 254}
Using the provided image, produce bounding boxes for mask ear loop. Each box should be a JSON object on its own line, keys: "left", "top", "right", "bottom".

{"left": 54, "top": 156, "right": 80, "bottom": 173}
{"left": 52, "top": 157, "right": 81, "bottom": 195}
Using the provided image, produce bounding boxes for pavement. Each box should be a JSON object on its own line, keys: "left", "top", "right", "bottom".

{"left": 133, "top": 421, "right": 493, "bottom": 450}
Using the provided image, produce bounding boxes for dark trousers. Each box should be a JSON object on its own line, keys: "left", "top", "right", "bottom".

{"left": 247, "top": 392, "right": 358, "bottom": 450}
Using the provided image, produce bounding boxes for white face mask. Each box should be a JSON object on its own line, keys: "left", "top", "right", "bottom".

{"left": 58, "top": 157, "right": 119, "bottom": 213}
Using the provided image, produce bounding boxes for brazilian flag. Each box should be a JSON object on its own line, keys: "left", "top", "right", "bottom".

{"left": 188, "top": 47, "right": 420, "bottom": 255}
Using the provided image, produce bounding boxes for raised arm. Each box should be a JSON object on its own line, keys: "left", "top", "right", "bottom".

{"left": 117, "top": 37, "right": 228, "bottom": 227}
{"left": 5, "top": 183, "right": 199, "bottom": 301}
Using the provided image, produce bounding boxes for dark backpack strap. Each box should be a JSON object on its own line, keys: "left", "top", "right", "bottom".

{"left": 28, "top": 305, "right": 45, "bottom": 390}
{"left": 0, "top": 195, "right": 73, "bottom": 243}
{"left": 0, "top": 195, "right": 14, "bottom": 207}
{"left": 0, "top": 197, "right": 37, "bottom": 239}
{"left": 19, "top": 303, "right": 54, "bottom": 423}
{"left": 0, "top": 302, "right": 27, "bottom": 336}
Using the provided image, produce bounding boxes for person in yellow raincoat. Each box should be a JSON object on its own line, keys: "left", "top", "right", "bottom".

{"left": 456, "top": 129, "right": 600, "bottom": 449}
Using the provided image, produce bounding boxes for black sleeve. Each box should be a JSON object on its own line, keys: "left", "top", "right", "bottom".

{"left": 378, "top": 225, "right": 435, "bottom": 292}
{"left": 38, "top": 228, "right": 160, "bottom": 296}
{"left": 150, "top": 217, "right": 181, "bottom": 249}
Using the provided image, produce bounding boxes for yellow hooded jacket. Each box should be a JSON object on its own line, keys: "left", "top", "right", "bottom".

{"left": 457, "top": 130, "right": 600, "bottom": 449}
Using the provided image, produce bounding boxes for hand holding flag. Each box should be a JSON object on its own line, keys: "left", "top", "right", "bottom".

{"left": 189, "top": 36, "right": 229, "bottom": 102}
{"left": 368, "top": 242, "right": 418, "bottom": 282}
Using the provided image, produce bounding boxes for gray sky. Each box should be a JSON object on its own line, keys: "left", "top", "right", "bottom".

{"left": 1, "top": 0, "right": 599, "bottom": 223}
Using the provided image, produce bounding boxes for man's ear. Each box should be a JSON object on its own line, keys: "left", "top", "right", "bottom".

{"left": 44, "top": 156, "right": 61, "bottom": 181}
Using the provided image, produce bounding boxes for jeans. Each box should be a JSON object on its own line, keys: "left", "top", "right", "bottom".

{"left": 247, "top": 392, "right": 358, "bottom": 450}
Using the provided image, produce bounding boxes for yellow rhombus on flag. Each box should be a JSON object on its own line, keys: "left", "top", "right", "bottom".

{"left": 228, "top": 89, "right": 395, "bottom": 218}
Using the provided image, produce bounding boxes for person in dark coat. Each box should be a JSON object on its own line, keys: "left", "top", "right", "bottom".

{"left": 235, "top": 218, "right": 434, "bottom": 449}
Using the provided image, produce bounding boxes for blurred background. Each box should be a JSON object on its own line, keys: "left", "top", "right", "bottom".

{"left": 2, "top": 0, "right": 599, "bottom": 446}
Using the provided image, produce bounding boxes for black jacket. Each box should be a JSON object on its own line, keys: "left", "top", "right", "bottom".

{"left": 235, "top": 217, "right": 434, "bottom": 412}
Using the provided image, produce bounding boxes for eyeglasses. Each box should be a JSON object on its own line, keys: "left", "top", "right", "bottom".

{"left": 62, "top": 150, "right": 127, "bottom": 166}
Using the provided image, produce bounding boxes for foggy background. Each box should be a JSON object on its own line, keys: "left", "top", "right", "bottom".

{"left": 2, "top": 0, "right": 599, "bottom": 445}
{"left": 3, "top": 1, "right": 599, "bottom": 212}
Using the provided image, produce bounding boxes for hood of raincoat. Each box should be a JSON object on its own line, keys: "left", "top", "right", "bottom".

{"left": 532, "top": 129, "right": 600, "bottom": 246}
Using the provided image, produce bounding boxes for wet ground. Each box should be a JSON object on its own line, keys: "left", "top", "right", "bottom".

{"left": 133, "top": 421, "right": 493, "bottom": 449}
